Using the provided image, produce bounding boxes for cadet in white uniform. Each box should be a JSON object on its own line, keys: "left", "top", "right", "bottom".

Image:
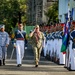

{"left": 58, "top": 24, "right": 65, "bottom": 65}
{"left": 69, "top": 22, "right": 75, "bottom": 70}
{"left": 14, "top": 23, "right": 26, "bottom": 67}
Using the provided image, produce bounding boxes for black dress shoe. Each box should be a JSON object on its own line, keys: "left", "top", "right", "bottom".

{"left": 3, "top": 59, "right": 5, "bottom": 65}
{"left": 3, "top": 63, "right": 5, "bottom": 65}
{"left": 19, "top": 64, "right": 22, "bottom": 66}
{"left": 35, "top": 65, "right": 38, "bottom": 67}
{"left": 0, "top": 60, "right": 2, "bottom": 66}
{"left": 17, "top": 64, "right": 21, "bottom": 67}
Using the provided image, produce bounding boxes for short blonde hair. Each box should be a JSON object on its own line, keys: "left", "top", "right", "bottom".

{"left": 35, "top": 25, "right": 39, "bottom": 28}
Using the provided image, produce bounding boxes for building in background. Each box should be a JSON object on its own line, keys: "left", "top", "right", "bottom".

{"left": 27, "top": 0, "right": 57, "bottom": 25}
{"left": 59, "top": 0, "right": 75, "bottom": 23}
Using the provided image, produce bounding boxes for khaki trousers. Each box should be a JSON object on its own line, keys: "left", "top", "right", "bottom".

{"left": 33, "top": 46, "right": 42, "bottom": 65}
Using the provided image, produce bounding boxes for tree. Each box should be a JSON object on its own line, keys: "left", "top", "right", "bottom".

{"left": 0, "top": 0, "right": 27, "bottom": 33}
{"left": 45, "top": 2, "right": 59, "bottom": 25}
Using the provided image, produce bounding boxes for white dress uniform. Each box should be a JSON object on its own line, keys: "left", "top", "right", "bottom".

{"left": 45, "top": 34, "right": 50, "bottom": 59}
{"left": 47, "top": 33, "right": 51, "bottom": 59}
{"left": 58, "top": 31, "right": 65, "bottom": 64}
{"left": 49, "top": 32, "right": 54, "bottom": 61}
{"left": 69, "top": 30, "right": 75, "bottom": 70}
{"left": 43, "top": 32, "right": 47, "bottom": 57}
{"left": 67, "top": 37, "right": 72, "bottom": 69}
{"left": 51, "top": 32, "right": 55, "bottom": 61}
{"left": 54, "top": 31, "right": 58, "bottom": 62}
{"left": 49, "top": 33, "right": 52, "bottom": 60}
{"left": 15, "top": 29, "right": 26, "bottom": 66}
{"left": 44, "top": 41, "right": 47, "bottom": 57}
{"left": 43, "top": 34, "right": 48, "bottom": 57}
{"left": 55, "top": 31, "right": 60, "bottom": 63}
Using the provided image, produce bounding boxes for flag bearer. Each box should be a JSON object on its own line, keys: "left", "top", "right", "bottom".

{"left": 69, "top": 21, "right": 75, "bottom": 70}
{"left": 66, "top": 22, "right": 73, "bottom": 70}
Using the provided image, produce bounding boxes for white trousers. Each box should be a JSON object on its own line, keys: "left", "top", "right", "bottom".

{"left": 54, "top": 39, "right": 58, "bottom": 58}
{"left": 44, "top": 40, "right": 49, "bottom": 57}
{"left": 47, "top": 40, "right": 50, "bottom": 54}
{"left": 44, "top": 43, "right": 47, "bottom": 57}
{"left": 68, "top": 40, "right": 72, "bottom": 68}
{"left": 16, "top": 40, "right": 24, "bottom": 64}
{"left": 51, "top": 40, "right": 54, "bottom": 58}
{"left": 58, "top": 39, "right": 65, "bottom": 64}
{"left": 71, "top": 48, "right": 75, "bottom": 70}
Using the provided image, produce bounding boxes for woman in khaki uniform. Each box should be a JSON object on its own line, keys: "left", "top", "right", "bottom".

{"left": 29, "top": 25, "right": 45, "bottom": 67}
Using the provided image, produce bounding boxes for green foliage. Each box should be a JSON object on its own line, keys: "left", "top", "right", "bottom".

{"left": 45, "top": 2, "right": 59, "bottom": 25}
{"left": 0, "top": 0, "right": 27, "bottom": 33}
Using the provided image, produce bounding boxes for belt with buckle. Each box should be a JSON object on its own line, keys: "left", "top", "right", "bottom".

{"left": 16, "top": 38, "right": 24, "bottom": 40}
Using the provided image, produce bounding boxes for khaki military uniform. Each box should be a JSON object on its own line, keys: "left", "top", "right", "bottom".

{"left": 31, "top": 32, "right": 45, "bottom": 65}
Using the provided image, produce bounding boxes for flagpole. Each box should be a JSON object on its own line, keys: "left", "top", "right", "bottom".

{"left": 65, "top": 1, "right": 70, "bottom": 68}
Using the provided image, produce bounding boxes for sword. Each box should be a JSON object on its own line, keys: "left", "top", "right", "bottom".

{"left": 10, "top": 48, "right": 15, "bottom": 60}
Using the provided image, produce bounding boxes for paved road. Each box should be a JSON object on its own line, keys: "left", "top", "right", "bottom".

{"left": 0, "top": 43, "right": 75, "bottom": 75}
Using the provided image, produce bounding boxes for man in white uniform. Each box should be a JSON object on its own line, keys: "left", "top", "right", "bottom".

{"left": 14, "top": 23, "right": 26, "bottom": 67}
{"left": 69, "top": 21, "right": 75, "bottom": 70}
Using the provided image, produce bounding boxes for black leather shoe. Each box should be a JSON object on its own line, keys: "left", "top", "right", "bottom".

{"left": 35, "top": 65, "right": 38, "bottom": 67}
{"left": 17, "top": 64, "right": 21, "bottom": 67}
{"left": 0, "top": 60, "right": 2, "bottom": 66}
{"left": 3, "top": 59, "right": 5, "bottom": 65}
{"left": 19, "top": 64, "right": 22, "bottom": 66}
